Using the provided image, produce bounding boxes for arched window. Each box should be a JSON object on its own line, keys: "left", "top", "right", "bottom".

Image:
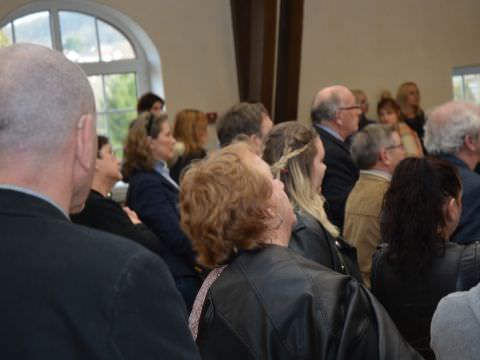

{"left": 0, "top": 0, "right": 164, "bottom": 153}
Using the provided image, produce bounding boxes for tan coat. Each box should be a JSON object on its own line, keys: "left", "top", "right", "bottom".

{"left": 344, "top": 172, "right": 390, "bottom": 287}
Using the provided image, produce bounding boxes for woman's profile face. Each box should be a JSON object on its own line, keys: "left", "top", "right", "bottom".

{"left": 150, "top": 121, "right": 176, "bottom": 161}
{"left": 311, "top": 137, "right": 327, "bottom": 192}
{"left": 406, "top": 84, "right": 420, "bottom": 107}
{"left": 252, "top": 154, "right": 296, "bottom": 230}
{"left": 96, "top": 142, "right": 122, "bottom": 182}
{"left": 378, "top": 106, "right": 400, "bottom": 126}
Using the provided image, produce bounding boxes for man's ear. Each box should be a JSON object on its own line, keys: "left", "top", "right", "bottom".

{"left": 464, "top": 134, "right": 476, "bottom": 151}
{"left": 378, "top": 148, "right": 389, "bottom": 165}
{"left": 75, "top": 114, "right": 96, "bottom": 172}
{"left": 249, "top": 134, "right": 263, "bottom": 156}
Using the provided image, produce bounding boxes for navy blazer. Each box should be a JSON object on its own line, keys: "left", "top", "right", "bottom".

{"left": 126, "top": 170, "right": 197, "bottom": 278}
{"left": 0, "top": 189, "right": 200, "bottom": 359}
{"left": 439, "top": 154, "right": 480, "bottom": 244}
{"left": 315, "top": 125, "right": 359, "bottom": 230}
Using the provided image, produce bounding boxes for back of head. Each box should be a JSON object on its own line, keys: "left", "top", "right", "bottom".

{"left": 216, "top": 102, "right": 265, "bottom": 147}
{"left": 173, "top": 109, "right": 208, "bottom": 154}
{"left": 424, "top": 101, "right": 480, "bottom": 155}
{"left": 180, "top": 142, "right": 272, "bottom": 268}
{"left": 263, "top": 121, "right": 338, "bottom": 236}
{"left": 123, "top": 112, "right": 168, "bottom": 178}
{"left": 381, "top": 157, "right": 461, "bottom": 275}
{"left": 351, "top": 124, "right": 396, "bottom": 170}
{"left": 0, "top": 44, "right": 95, "bottom": 160}
{"left": 311, "top": 87, "right": 344, "bottom": 124}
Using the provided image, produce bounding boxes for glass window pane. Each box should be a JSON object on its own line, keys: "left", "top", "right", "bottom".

{"left": 59, "top": 11, "right": 99, "bottom": 63}
{"left": 0, "top": 23, "right": 13, "bottom": 48}
{"left": 106, "top": 111, "right": 137, "bottom": 158}
{"left": 452, "top": 75, "right": 464, "bottom": 101}
{"left": 13, "top": 12, "right": 52, "bottom": 47}
{"left": 88, "top": 75, "right": 105, "bottom": 112}
{"left": 98, "top": 20, "right": 135, "bottom": 62}
{"left": 464, "top": 74, "right": 480, "bottom": 104}
{"left": 96, "top": 113, "right": 109, "bottom": 137}
{"left": 104, "top": 73, "right": 137, "bottom": 110}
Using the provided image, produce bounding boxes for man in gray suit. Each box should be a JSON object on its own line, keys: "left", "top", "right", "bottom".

{"left": 0, "top": 44, "right": 199, "bottom": 359}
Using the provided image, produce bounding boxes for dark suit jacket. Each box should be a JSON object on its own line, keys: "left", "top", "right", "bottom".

{"left": 0, "top": 189, "right": 200, "bottom": 359}
{"left": 314, "top": 125, "right": 359, "bottom": 230}
{"left": 439, "top": 154, "right": 480, "bottom": 244}
{"left": 71, "top": 189, "right": 162, "bottom": 254}
{"left": 126, "top": 170, "right": 197, "bottom": 278}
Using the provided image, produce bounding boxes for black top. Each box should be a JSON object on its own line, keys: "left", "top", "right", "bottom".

{"left": 314, "top": 125, "right": 359, "bottom": 230}
{"left": 371, "top": 242, "right": 480, "bottom": 359}
{"left": 0, "top": 189, "right": 200, "bottom": 359}
{"left": 170, "top": 149, "right": 206, "bottom": 184}
{"left": 71, "top": 189, "right": 162, "bottom": 254}
{"left": 197, "top": 246, "right": 421, "bottom": 359}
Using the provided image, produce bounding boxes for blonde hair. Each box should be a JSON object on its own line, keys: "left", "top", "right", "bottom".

{"left": 263, "top": 122, "right": 339, "bottom": 237}
{"left": 396, "top": 81, "right": 422, "bottom": 115}
{"left": 180, "top": 142, "right": 273, "bottom": 268}
{"left": 123, "top": 112, "right": 169, "bottom": 178}
{"left": 173, "top": 109, "right": 208, "bottom": 155}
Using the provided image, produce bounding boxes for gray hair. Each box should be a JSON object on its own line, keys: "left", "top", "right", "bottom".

{"left": 0, "top": 44, "right": 95, "bottom": 157}
{"left": 351, "top": 124, "right": 397, "bottom": 170}
{"left": 424, "top": 101, "right": 480, "bottom": 155}
{"left": 311, "top": 93, "right": 342, "bottom": 123}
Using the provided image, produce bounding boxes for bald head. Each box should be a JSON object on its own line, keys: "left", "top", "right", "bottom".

{"left": 0, "top": 44, "right": 95, "bottom": 157}
{"left": 424, "top": 101, "right": 480, "bottom": 155}
{"left": 311, "top": 85, "right": 360, "bottom": 140}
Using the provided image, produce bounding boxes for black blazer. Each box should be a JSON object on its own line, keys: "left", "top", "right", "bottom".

{"left": 71, "top": 189, "right": 162, "bottom": 254}
{"left": 439, "top": 154, "right": 480, "bottom": 244}
{"left": 0, "top": 189, "right": 200, "bottom": 359}
{"left": 126, "top": 170, "right": 197, "bottom": 278}
{"left": 314, "top": 125, "right": 359, "bottom": 230}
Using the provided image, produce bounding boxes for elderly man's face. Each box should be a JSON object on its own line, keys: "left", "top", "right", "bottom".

{"left": 338, "top": 92, "right": 361, "bottom": 137}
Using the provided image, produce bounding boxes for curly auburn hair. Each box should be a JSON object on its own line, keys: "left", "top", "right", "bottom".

{"left": 173, "top": 109, "right": 208, "bottom": 155}
{"left": 123, "top": 112, "right": 169, "bottom": 178}
{"left": 179, "top": 142, "right": 273, "bottom": 268}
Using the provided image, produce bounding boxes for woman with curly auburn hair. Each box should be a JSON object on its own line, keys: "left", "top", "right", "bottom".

{"left": 124, "top": 112, "right": 201, "bottom": 312}
{"left": 180, "top": 142, "right": 421, "bottom": 360}
{"left": 371, "top": 157, "right": 480, "bottom": 359}
{"left": 170, "top": 109, "right": 208, "bottom": 183}
{"left": 262, "top": 121, "right": 360, "bottom": 279}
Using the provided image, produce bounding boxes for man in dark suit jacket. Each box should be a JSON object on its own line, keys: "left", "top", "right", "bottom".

{"left": 425, "top": 101, "right": 480, "bottom": 244}
{"left": 0, "top": 44, "right": 200, "bottom": 359}
{"left": 311, "top": 85, "right": 361, "bottom": 230}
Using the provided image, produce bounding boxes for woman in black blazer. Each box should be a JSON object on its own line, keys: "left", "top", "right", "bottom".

{"left": 123, "top": 112, "right": 201, "bottom": 312}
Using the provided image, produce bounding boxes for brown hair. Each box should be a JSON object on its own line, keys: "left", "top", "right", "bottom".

{"left": 173, "top": 109, "right": 208, "bottom": 155}
{"left": 123, "top": 112, "right": 169, "bottom": 178}
{"left": 180, "top": 142, "right": 272, "bottom": 268}
{"left": 377, "top": 97, "right": 404, "bottom": 124}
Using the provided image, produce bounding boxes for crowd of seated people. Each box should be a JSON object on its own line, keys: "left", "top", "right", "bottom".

{"left": 6, "top": 43, "right": 480, "bottom": 360}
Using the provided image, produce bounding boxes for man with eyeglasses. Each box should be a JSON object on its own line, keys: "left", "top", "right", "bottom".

{"left": 311, "top": 85, "right": 361, "bottom": 230}
{"left": 344, "top": 124, "right": 405, "bottom": 287}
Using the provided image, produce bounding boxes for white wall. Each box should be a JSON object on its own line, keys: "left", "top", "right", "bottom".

{"left": 298, "top": 0, "right": 480, "bottom": 123}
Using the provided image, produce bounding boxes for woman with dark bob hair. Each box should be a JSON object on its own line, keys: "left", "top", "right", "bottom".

{"left": 180, "top": 142, "right": 421, "bottom": 359}
{"left": 371, "top": 157, "right": 480, "bottom": 359}
{"left": 262, "top": 121, "right": 360, "bottom": 279}
{"left": 123, "top": 112, "right": 201, "bottom": 312}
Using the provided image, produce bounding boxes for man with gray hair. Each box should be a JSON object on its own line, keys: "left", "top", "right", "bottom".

{"left": 217, "top": 102, "right": 273, "bottom": 154}
{"left": 344, "top": 124, "right": 405, "bottom": 287}
{"left": 0, "top": 44, "right": 199, "bottom": 359}
{"left": 425, "top": 100, "right": 480, "bottom": 244}
{"left": 311, "top": 85, "right": 361, "bottom": 230}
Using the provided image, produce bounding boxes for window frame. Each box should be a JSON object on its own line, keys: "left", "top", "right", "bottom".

{"left": 452, "top": 65, "right": 480, "bottom": 104}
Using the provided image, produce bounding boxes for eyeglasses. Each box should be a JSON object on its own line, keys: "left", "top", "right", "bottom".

{"left": 386, "top": 143, "right": 404, "bottom": 150}
{"left": 338, "top": 105, "right": 361, "bottom": 111}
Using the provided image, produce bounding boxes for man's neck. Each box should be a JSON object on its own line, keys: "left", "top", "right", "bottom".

{"left": 317, "top": 122, "right": 345, "bottom": 141}
{"left": 456, "top": 149, "right": 477, "bottom": 171}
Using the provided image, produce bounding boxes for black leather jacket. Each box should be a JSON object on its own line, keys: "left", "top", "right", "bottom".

{"left": 197, "top": 246, "right": 422, "bottom": 359}
{"left": 290, "top": 211, "right": 362, "bottom": 282}
{"left": 371, "top": 242, "right": 480, "bottom": 359}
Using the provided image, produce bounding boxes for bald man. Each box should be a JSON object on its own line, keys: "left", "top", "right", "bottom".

{"left": 425, "top": 101, "right": 480, "bottom": 244}
{"left": 311, "top": 85, "right": 360, "bottom": 230}
{"left": 0, "top": 44, "right": 199, "bottom": 359}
